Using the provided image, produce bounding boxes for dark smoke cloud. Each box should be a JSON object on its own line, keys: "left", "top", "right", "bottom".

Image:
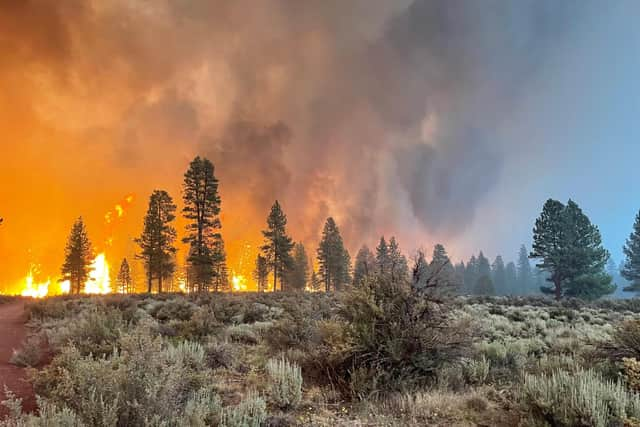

{"left": 0, "top": 0, "right": 602, "bottom": 261}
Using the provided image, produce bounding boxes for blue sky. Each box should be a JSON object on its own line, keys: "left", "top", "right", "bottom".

{"left": 463, "top": 1, "right": 640, "bottom": 264}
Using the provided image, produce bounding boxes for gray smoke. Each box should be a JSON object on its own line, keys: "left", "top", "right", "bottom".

{"left": 0, "top": 0, "right": 602, "bottom": 253}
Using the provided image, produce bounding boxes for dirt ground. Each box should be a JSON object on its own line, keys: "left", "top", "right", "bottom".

{"left": 0, "top": 301, "right": 36, "bottom": 418}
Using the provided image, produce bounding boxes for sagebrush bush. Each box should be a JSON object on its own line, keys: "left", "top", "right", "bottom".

{"left": 0, "top": 393, "right": 83, "bottom": 427}
{"left": 336, "top": 277, "right": 475, "bottom": 396}
{"left": 221, "top": 394, "right": 267, "bottom": 427}
{"left": 266, "top": 358, "right": 303, "bottom": 409}
{"left": 10, "top": 333, "right": 45, "bottom": 368}
{"left": 46, "top": 306, "right": 124, "bottom": 357}
{"left": 522, "top": 368, "right": 640, "bottom": 427}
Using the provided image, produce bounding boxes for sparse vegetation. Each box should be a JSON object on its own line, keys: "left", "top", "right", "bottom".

{"left": 6, "top": 286, "right": 640, "bottom": 426}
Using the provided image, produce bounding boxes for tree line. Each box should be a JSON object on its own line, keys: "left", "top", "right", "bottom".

{"left": 57, "top": 157, "right": 640, "bottom": 300}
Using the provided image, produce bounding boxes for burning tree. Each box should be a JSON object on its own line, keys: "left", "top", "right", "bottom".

{"left": 61, "top": 217, "right": 93, "bottom": 294}
{"left": 261, "top": 200, "right": 294, "bottom": 292}
{"left": 182, "top": 156, "right": 226, "bottom": 292}
{"left": 136, "top": 190, "right": 177, "bottom": 293}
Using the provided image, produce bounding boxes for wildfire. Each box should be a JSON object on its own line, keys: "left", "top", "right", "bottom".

{"left": 84, "top": 253, "right": 112, "bottom": 294}
{"left": 21, "top": 271, "right": 50, "bottom": 298}
{"left": 232, "top": 273, "right": 248, "bottom": 291}
{"left": 18, "top": 252, "right": 112, "bottom": 298}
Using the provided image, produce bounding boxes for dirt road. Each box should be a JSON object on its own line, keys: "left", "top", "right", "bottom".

{"left": 0, "top": 301, "right": 36, "bottom": 418}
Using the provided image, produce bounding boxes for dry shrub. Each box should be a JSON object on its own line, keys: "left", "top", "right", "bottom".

{"left": 624, "top": 357, "right": 640, "bottom": 393}
{"left": 336, "top": 276, "right": 476, "bottom": 397}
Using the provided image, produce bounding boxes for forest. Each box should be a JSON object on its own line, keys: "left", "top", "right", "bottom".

{"left": 3, "top": 156, "right": 640, "bottom": 426}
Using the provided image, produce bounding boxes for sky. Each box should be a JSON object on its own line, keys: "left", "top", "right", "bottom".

{"left": 0, "top": 0, "right": 639, "bottom": 291}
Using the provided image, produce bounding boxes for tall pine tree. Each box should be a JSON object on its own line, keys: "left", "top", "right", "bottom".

{"left": 317, "top": 217, "right": 351, "bottom": 291}
{"left": 622, "top": 209, "right": 640, "bottom": 293}
{"left": 61, "top": 217, "right": 93, "bottom": 295}
{"left": 261, "top": 201, "right": 294, "bottom": 292}
{"left": 530, "top": 199, "right": 613, "bottom": 300}
{"left": 182, "top": 156, "right": 224, "bottom": 292}
{"left": 136, "top": 190, "right": 177, "bottom": 293}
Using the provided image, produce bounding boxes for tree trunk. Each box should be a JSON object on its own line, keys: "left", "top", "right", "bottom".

{"left": 554, "top": 277, "right": 562, "bottom": 301}
{"left": 273, "top": 253, "right": 278, "bottom": 292}
{"left": 158, "top": 275, "right": 163, "bottom": 293}
{"left": 147, "top": 274, "right": 152, "bottom": 293}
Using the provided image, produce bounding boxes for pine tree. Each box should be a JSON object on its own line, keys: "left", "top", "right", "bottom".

{"left": 477, "top": 252, "right": 491, "bottom": 280}
{"left": 310, "top": 270, "right": 323, "bottom": 292}
{"left": 530, "top": 199, "right": 613, "bottom": 300}
{"left": 353, "top": 245, "right": 376, "bottom": 286}
{"left": 505, "top": 261, "right": 517, "bottom": 294}
{"left": 474, "top": 275, "right": 495, "bottom": 295}
{"left": 182, "top": 156, "right": 223, "bottom": 292}
{"left": 136, "top": 190, "right": 177, "bottom": 293}
{"left": 623, "top": 210, "right": 640, "bottom": 293}
{"left": 253, "top": 254, "right": 269, "bottom": 292}
{"left": 388, "top": 237, "right": 408, "bottom": 282}
{"left": 288, "top": 243, "right": 309, "bottom": 291}
{"left": 317, "top": 217, "right": 351, "bottom": 291}
{"left": 211, "top": 236, "right": 229, "bottom": 292}
{"left": 517, "top": 244, "right": 533, "bottom": 294}
{"left": 375, "top": 237, "right": 390, "bottom": 276}
{"left": 491, "top": 256, "right": 506, "bottom": 295}
{"left": 464, "top": 255, "right": 478, "bottom": 294}
{"left": 116, "top": 258, "right": 133, "bottom": 294}
{"left": 61, "top": 217, "right": 93, "bottom": 295}
{"left": 429, "top": 244, "right": 456, "bottom": 289}
{"left": 261, "top": 200, "right": 294, "bottom": 292}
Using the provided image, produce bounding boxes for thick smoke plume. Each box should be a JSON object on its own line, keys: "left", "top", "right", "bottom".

{"left": 0, "top": 0, "right": 600, "bottom": 285}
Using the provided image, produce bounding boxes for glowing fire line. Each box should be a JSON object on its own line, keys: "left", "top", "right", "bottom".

{"left": 21, "top": 252, "right": 111, "bottom": 298}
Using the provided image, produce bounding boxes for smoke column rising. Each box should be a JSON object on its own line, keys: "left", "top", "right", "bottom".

{"left": 0, "top": 0, "right": 626, "bottom": 288}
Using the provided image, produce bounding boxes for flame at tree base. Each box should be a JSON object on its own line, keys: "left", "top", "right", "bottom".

{"left": 19, "top": 253, "right": 111, "bottom": 298}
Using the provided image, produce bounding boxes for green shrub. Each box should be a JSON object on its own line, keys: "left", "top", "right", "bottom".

{"left": 0, "top": 392, "right": 84, "bottom": 427}
{"left": 222, "top": 394, "right": 267, "bottom": 427}
{"left": 522, "top": 368, "right": 640, "bottom": 427}
{"left": 463, "top": 356, "right": 491, "bottom": 386}
{"left": 10, "top": 333, "right": 45, "bottom": 368}
{"left": 266, "top": 358, "right": 303, "bottom": 409}
{"left": 47, "top": 307, "right": 124, "bottom": 357}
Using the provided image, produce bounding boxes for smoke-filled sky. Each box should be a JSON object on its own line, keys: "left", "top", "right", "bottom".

{"left": 1, "top": 0, "right": 639, "bottom": 290}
